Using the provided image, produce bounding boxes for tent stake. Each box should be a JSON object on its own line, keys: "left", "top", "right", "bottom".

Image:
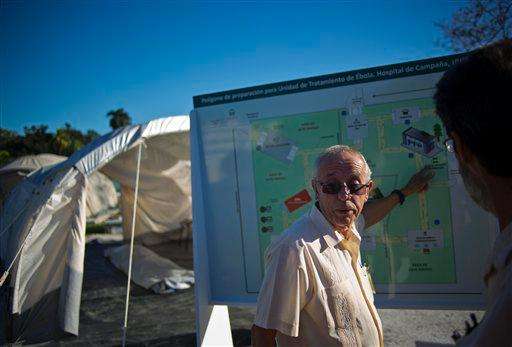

{"left": 122, "top": 141, "right": 143, "bottom": 347}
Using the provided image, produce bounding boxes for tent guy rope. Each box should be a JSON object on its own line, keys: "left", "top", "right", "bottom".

{"left": 121, "top": 141, "right": 144, "bottom": 346}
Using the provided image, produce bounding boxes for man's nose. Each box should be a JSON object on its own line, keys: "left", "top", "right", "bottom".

{"left": 337, "top": 185, "right": 351, "bottom": 201}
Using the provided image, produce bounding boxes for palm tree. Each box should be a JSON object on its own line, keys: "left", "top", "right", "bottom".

{"left": 107, "top": 108, "right": 132, "bottom": 130}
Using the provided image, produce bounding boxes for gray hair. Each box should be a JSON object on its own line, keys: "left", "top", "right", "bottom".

{"left": 314, "top": 145, "right": 372, "bottom": 180}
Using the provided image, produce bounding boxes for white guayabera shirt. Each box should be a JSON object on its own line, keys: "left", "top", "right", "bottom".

{"left": 254, "top": 205, "right": 383, "bottom": 347}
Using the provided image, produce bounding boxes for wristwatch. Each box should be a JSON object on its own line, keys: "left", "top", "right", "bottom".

{"left": 391, "top": 189, "right": 405, "bottom": 205}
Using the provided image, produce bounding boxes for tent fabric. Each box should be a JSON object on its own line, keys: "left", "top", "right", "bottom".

{"left": 84, "top": 171, "right": 118, "bottom": 224}
{"left": 0, "top": 115, "right": 191, "bottom": 343}
{"left": 0, "top": 154, "right": 66, "bottom": 205}
{"left": 0, "top": 154, "right": 119, "bottom": 224}
{"left": 105, "top": 244, "right": 194, "bottom": 294}
{"left": 100, "top": 132, "right": 191, "bottom": 238}
{"left": 0, "top": 154, "right": 66, "bottom": 174}
{"left": 0, "top": 166, "right": 87, "bottom": 343}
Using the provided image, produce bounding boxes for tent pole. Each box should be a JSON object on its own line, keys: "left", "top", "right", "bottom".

{"left": 121, "top": 141, "right": 143, "bottom": 347}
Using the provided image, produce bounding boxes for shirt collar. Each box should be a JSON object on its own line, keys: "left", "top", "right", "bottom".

{"left": 309, "top": 203, "right": 361, "bottom": 249}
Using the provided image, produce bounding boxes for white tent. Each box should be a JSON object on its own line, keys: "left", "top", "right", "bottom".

{"left": 0, "top": 115, "right": 191, "bottom": 343}
{"left": 0, "top": 154, "right": 119, "bottom": 223}
{"left": 0, "top": 154, "right": 65, "bottom": 204}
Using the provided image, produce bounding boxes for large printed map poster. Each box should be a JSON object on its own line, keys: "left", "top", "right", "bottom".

{"left": 250, "top": 98, "right": 457, "bottom": 285}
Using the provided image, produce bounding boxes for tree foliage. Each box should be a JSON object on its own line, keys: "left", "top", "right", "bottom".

{"left": 437, "top": 0, "right": 512, "bottom": 52}
{"left": 0, "top": 113, "right": 107, "bottom": 166}
{"left": 84, "top": 129, "right": 100, "bottom": 143}
{"left": 52, "top": 123, "right": 88, "bottom": 156}
{"left": 0, "top": 123, "right": 101, "bottom": 166}
{"left": 22, "top": 125, "right": 53, "bottom": 154}
{"left": 107, "top": 108, "right": 132, "bottom": 130}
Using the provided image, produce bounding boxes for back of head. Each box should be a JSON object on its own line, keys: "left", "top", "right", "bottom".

{"left": 434, "top": 39, "right": 512, "bottom": 177}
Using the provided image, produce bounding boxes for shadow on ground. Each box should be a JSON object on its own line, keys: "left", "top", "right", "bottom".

{"left": 47, "top": 238, "right": 255, "bottom": 346}
{"left": 117, "top": 329, "right": 251, "bottom": 347}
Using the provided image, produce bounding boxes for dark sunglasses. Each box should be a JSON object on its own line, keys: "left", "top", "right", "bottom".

{"left": 318, "top": 180, "right": 371, "bottom": 195}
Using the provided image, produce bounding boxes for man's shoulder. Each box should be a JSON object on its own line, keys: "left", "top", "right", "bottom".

{"left": 266, "top": 212, "right": 318, "bottom": 256}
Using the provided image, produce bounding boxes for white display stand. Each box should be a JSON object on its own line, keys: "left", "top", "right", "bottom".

{"left": 191, "top": 110, "right": 233, "bottom": 346}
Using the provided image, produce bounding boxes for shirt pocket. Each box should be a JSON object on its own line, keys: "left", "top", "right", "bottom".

{"left": 320, "top": 279, "right": 358, "bottom": 330}
{"left": 320, "top": 279, "right": 361, "bottom": 345}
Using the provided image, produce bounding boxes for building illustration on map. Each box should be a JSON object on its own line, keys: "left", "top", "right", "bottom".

{"left": 255, "top": 130, "right": 299, "bottom": 165}
{"left": 392, "top": 107, "right": 421, "bottom": 125}
{"left": 401, "top": 127, "right": 441, "bottom": 158}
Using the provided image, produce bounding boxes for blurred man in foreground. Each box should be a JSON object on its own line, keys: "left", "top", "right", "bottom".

{"left": 434, "top": 39, "right": 512, "bottom": 345}
{"left": 252, "top": 145, "right": 434, "bottom": 346}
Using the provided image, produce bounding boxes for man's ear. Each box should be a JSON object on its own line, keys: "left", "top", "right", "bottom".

{"left": 366, "top": 180, "right": 374, "bottom": 200}
{"left": 451, "top": 131, "right": 476, "bottom": 167}
{"left": 311, "top": 179, "right": 319, "bottom": 199}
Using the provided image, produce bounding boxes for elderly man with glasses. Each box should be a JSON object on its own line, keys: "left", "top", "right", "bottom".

{"left": 252, "top": 144, "right": 434, "bottom": 347}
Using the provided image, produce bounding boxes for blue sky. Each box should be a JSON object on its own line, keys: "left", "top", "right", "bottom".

{"left": 1, "top": 1, "right": 464, "bottom": 134}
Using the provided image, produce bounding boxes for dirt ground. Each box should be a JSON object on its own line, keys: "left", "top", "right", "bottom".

{"left": 41, "top": 237, "right": 483, "bottom": 346}
{"left": 44, "top": 238, "right": 253, "bottom": 346}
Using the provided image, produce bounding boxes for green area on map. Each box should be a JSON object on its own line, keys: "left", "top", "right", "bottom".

{"left": 251, "top": 111, "right": 341, "bottom": 270}
{"left": 344, "top": 98, "right": 456, "bottom": 285}
{"left": 251, "top": 97, "right": 456, "bottom": 285}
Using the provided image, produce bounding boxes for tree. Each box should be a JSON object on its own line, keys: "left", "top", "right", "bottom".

{"left": 23, "top": 125, "right": 53, "bottom": 154}
{"left": 0, "top": 128, "right": 19, "bottom": 146}
{"left": 84, "top": 129, "right": 100, "bottom": 143}
{"left": 0, "top": 150, "right": 10, "bottom": 166}
{"left": 0, "top": 128, "right": 22, "bottom": 165}
{"left": 0, "top": 122, "right": 101, "bottom": 166}
{"left": 52, "top": 123, "right": 87, "bottom": 156}
{"left": 107, "top": 108, "right": 132, "bottom": 130}
{"left": 436, "top": 0, "right": 512, "bottom": 52}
